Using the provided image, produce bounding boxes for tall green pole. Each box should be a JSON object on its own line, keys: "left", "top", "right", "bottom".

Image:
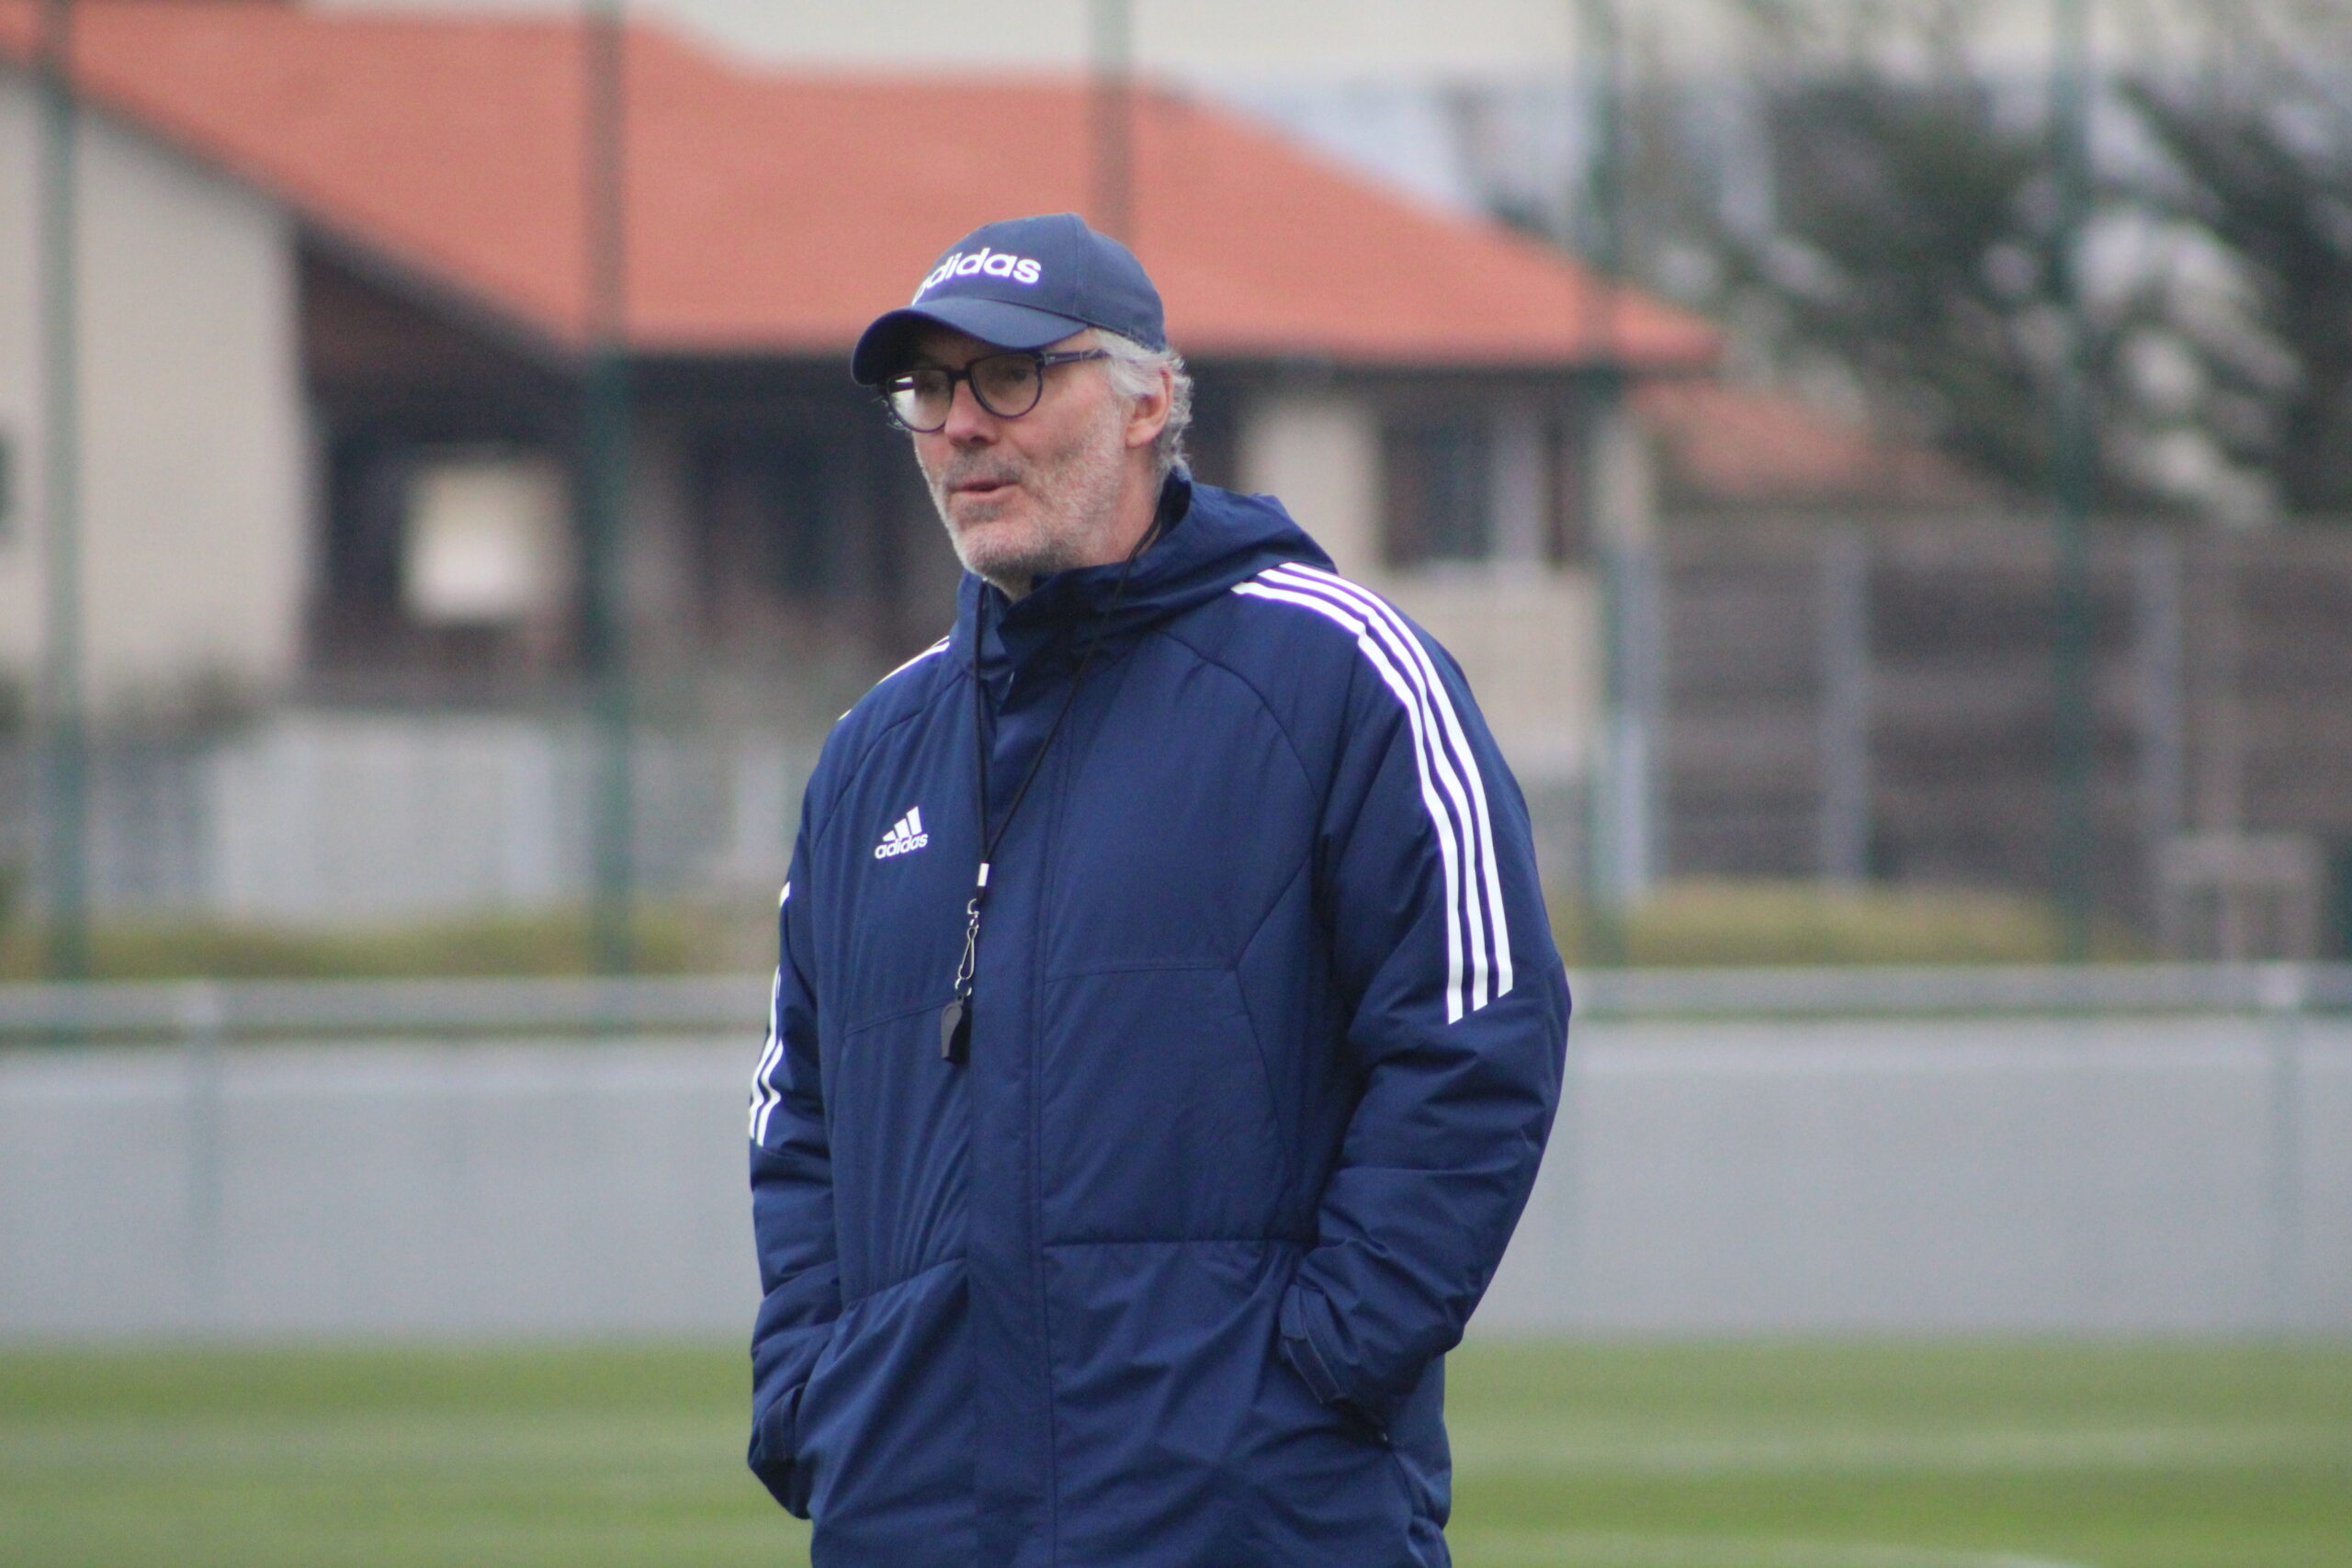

{"left": 2051, "top": 0, "right": 2096, "bottom": 962}
{"left": 1577, "top": 0, "right": 1630, "bottom": 965}
{"left": 1090, "top": 0, "right": 1134, "bottom": 243}
{"left": 36, "top": 0, "right": 89, "bottom": 982}
{"left": 582, "top": 0, "right": 634, "bottom": 974}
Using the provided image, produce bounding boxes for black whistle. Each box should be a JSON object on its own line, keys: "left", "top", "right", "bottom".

{"left": 940, "top": 998, "right": 971, "bottom": 1064}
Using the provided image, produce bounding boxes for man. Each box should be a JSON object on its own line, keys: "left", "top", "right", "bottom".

{"left": 748, "top": 212, "right": 1568, "bottom": 1568}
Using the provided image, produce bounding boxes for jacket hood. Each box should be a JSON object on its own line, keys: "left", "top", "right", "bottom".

{"left": 951, "top": 473, "right": 1333, "bottom": 671}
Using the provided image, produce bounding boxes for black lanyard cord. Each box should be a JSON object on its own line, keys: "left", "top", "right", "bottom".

{"left": 941, "top": 525, "right": 1153, "bottom": 1063}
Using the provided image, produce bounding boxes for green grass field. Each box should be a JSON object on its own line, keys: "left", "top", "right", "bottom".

{"left": 2, "top": 1341, "right": 2346, "bottom": 1567}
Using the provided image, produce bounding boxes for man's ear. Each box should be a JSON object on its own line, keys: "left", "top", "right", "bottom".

{"left": 1124, "top": 367, "right": 1173, "bottom": 452}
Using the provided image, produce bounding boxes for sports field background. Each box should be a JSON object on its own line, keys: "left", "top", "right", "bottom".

{"left": 4, "top": 1340, "right": 2345, "bottom": 1568}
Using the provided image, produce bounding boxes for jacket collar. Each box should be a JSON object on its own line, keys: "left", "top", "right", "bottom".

{"left": 952, "top": 470, "right": 1332, "bottom": 677}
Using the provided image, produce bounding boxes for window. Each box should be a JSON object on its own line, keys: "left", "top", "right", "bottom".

{"left": 401, "top": 450, "right": 569, "bottom": 626}
{"left": 1382, "top": 418, "right": 1492, "bottom": 568}
{"left": 694, "top": 432, "right": 839, "bottom": 613}
{"left": 1381, "top": 404, "right": 1591, "bottom": 570}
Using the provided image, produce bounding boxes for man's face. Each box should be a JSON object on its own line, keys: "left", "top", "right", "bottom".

{"left": 908, "top": 328, "right": 1133, "bottom": 592}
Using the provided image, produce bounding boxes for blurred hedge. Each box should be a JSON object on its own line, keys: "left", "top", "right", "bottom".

{"left": 0, "top": 898, "right": 774, "bottom": 982}
{"left": 1551, "top": 879, "right": 2152, "bottom": 968}
{"left": 0, "top": 879, "right": 2154, "bottom": 981}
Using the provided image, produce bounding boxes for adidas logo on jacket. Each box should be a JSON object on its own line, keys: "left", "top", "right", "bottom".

{"left": 872, "top": 807, "right": 929, "bottom": 859}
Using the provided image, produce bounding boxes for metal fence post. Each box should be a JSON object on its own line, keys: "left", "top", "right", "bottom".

{"left": 2049, "top": 0, "right": 2098, "bottom": 963}
{"left": 1555, "top": 1007, "right": 1586, "bottom": 1329}
{"left": 2259, "top": 963, "right": 2305, "bottom": 1334}
{"left": 180, "top": 978, "right": 226, "bottom": 1331}
{"left": 35, "top": 0, "right": 90, "bottom": 982}
{"left": 2135, "top": 533, "right": 2186, "bottom": 928}
{"left": 1817, "top": 525, "right": 1871, "bottom": 886}
{"left": 581, "top": 0, "right": 635, "bottom": 976}
{"left": 1090, "top": 0, "right": 1134, "bottom": 243}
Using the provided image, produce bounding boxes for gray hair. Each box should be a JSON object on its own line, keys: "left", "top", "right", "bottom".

{"left": 1092, "top": 330, "right": 1193, "bottom": 480}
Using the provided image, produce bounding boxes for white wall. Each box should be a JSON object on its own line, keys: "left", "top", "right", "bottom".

{"left": 22, "top": 711, "right": 803, "bottom": 922}
{"left": 5, "top": 1010, "right": 2344, "bottom": 1337}
{"left": 1238, "top": 389, "right": 1382, "bottom": 577}
{"left": 314, "top": 0, "right": 1589, "bottom": 73}
{"left": 0, "top": 75, "right": 308, "bottom": 708}
{"left": 1482, "top": 1014, "right": 2352, "bottom": 1335}
{"left": 0, "top": 1037, "right": 765, "bottom": 1337}
{"left": 311, "top": 0, "right": 2186, "bottom": 78}
{"left": 198, "top": 711, "right": 802, "bottom": 923}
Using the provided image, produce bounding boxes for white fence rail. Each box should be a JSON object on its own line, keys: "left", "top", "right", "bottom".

{"left": 2, "top": 968, "right": 2346, "bottom": 1339}
{"left": 0, "top": 715, "right": 806, "bottom": 921}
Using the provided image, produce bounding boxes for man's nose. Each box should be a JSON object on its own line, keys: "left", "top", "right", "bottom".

{"left": 941, "top": 377, "right": 997, "bottom": 444}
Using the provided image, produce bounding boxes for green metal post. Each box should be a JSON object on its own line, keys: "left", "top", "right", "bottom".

{"left": 2051, "top": 0, "right": 2097, "bottom": 962}
{"left": 1091, "top": 0, "right": 1134, "bottom": 243}
{"left": 1578, "top": 0, "right": 1629, "bottom": 966}
{"left": 36, "top": 0, "right": 89, "bottom": 982}
{"left": 582, "top": 0, "right": 634, "bottom": 974}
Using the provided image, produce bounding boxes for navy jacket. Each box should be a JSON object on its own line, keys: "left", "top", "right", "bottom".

{"left": 749, "top": 475, "right": 1569, "bottom": 1567}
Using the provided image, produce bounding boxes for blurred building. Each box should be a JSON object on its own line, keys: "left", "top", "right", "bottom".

{"left": 0, "top": 1, "right": 1715, "bottom": 919}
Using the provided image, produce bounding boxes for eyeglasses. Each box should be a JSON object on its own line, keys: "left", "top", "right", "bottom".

{"left": 881, "top": 348, "right": 1110, "bottom": 432}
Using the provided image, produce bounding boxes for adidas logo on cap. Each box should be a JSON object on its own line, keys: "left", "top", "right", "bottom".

{"left": 873, "top": 807, "right": 930, "bottom": 859}
{"left": 912, "top": 247, "right": 1044, "bottom": 301}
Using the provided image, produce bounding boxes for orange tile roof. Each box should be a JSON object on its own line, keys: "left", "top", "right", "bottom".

{"left": 0, "top": 1, "right": 1718, "bottom": 369}
{"left": 1634, "top": 380, "right": 1995, "bottom": 510}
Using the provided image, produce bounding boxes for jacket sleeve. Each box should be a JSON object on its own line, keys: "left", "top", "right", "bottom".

{"left": 745, "top": 827, "right": 840, "bottom": 1517}
{"left": 1281, "top": 624, "right": 1570, "bottom": 1430}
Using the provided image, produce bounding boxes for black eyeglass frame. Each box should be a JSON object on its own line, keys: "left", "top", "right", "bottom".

{"left": 879, "top": 348, "right": 1112, "bottom": 432}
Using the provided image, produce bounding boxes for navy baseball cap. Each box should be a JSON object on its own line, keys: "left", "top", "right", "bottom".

{"left": 852, "top": 213, "right": 1166, "bottom": 385}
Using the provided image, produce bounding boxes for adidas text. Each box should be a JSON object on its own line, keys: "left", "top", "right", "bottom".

{"left": 874, "top": 807, "right": 930, "bottom": 859}
{"left": 912, "top": 248, "right": 1043, "bottom": 300}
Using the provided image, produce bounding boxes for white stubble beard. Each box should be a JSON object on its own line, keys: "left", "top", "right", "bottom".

{"left": 918, "top": 398, "right": 1133, "bottom": 594}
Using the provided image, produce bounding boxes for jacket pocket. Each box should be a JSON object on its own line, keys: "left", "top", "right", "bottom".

{"left": 1043, "top": 1239, "right": 1417, "bottom": 1567}
{"left": 1279, "top": 1275, "right": 1453, "bottom": 1531}
{"left": 791, "top": 1260, "right": 973, "bottom": 1560}
{"left": 1277, "top": 1278, "right": 1388, "bottom": 1441}
{"left": 747, "top": 1374, "right": 816, "bottom": 1517}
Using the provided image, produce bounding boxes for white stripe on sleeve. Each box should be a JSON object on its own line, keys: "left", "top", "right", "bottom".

{"left": 749, "top": 965, "right": 786, "bottom": 1142}
{"left": 1235, "top": 564, "right": 1516, "bottom": 1018}
{"left": 1265, "top": 568, "right": 1494, "bottom": 1010}
{"left": 749, "top": 881, "right": 793, "bottom": 1141}
{"left": 1234, "top": 578, "right": 1474, "bottom": 1021}
{"left": 1271, "top": 565, "right": 1514, "bottom": 1007}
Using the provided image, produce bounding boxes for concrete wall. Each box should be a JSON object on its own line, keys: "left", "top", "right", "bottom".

{"left": 4, "top": 1012, "right": 2344, "bottom": 1339}
{"left": 1238, "top": 389, "right": 1384, "bottom": 578}
{"left": 0, "top": 75, "right": 307, "bottom": 706}
{"left": 17, "top": 711, "right": 805, "bottom": 920}
{"left": 1482, "top": 1015, "right": 2352, "bottom": 1335}
{"left": 0, "top": 1037, "right": 761, "bottom": 1337}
